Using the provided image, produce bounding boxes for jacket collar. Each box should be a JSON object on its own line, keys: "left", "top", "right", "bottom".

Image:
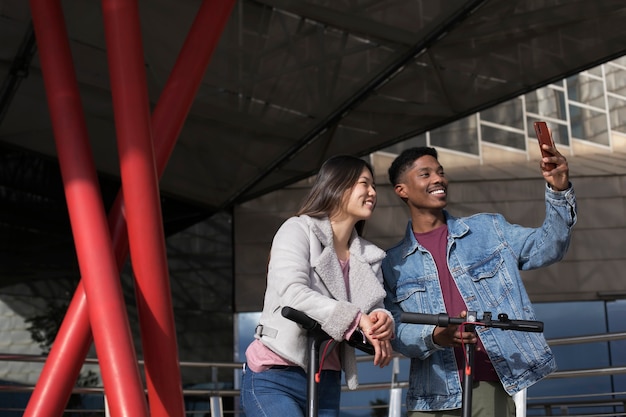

{"left": 305, "top": 216, "right": 385, "bottom": 305}
{"left": 400, "top": 210, "right": 470, "bottom": 258}
{"left": 306, "top": 215, "right": 385, "bottom": 264}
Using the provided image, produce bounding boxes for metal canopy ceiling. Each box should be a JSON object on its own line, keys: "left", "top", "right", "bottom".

{"left": 1, "top": 0, "right": 626, "bottom": 283}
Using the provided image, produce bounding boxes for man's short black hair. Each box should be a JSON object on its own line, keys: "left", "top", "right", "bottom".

{"left": 388, "top": 147, "right": 438, "bottom": 186}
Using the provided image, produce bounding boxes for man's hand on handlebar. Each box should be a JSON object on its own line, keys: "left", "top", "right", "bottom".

{"left": 432, "top": 310, "right": 477, "bottom": 348}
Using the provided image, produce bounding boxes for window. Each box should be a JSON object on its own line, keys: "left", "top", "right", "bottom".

{"left": 569, "top": 104, "right": 609, "bottom": 146}
{"left": 608, "top": 96, "right": 626, "bottom": 134}
{"left": 481, "top": 124, "right": 526, "bottom": 150}
{"left": 525, "top": 87, "right": 567, "bottom": 120}
{"left": 481, "top": 98, "right": 524, "bottom": 129}
{"left": 567, "top": 73, "right": 606, "bottom": 109}
{"left": 606, "top": 64, "right": 626, "bottom": 96}
{"left": 429, "top": 115, "right": 479, "bottom": 155}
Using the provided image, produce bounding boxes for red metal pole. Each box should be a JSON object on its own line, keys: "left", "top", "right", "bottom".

{"left": 152, "top": 0, "right": 236, "bottom": 171}
{"left": 23, "top": 1, "right": 235, "bottom": 416}
{"left": 23, "top": 284, "right": 93, "bottom": 417}
{"left": 101, "top": 0, "right": 225, "bottom": 415}
{"left": 136, "top": 3, "right": 236, "bottom": 413}
{"left": 26, "top": 2, "right": 150, "bottom": 417}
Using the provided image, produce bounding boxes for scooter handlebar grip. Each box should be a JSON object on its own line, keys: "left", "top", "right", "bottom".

{"left": 401, "top": 312, "right": 451, "bottom": 327}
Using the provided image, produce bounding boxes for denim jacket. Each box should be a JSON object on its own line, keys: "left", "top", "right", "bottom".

{"left": 382, "top": 184, "right": 577, "bottom": 411}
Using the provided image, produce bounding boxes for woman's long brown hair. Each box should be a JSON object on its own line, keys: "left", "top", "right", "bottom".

{"left": 296, "top": 155, "right": 374, "bottom": 236}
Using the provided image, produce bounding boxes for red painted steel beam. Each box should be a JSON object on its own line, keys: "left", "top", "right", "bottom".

{"left": 23, "top": 284, "right": 93, "bottom": 417}
{"left": 122, "top": 2, "right": 236, "bottom": 414}
{"left": 151, "top": 0, "right": 236, "bottom": 171}
{"left": 23, "top": 1, "right": 235, "bottom": 416}
{"left": 101, "top": 0, "right": 186, "bottom": 416}
{"left": 26, "top": 1, "right": 150, "bottom": 417}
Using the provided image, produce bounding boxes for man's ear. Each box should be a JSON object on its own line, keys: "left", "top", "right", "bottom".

{"left": 394, "top": 183, "right": 407, "bottom": 199}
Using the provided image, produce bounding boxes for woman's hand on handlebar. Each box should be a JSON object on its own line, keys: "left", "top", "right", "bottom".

{"left": 366, "top": 310, "right": 394, "bottom": 341}
{"left": 359, "top": 314, "right": 393, "bottom": 368}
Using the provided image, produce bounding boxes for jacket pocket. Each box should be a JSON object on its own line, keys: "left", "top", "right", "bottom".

{"left": 466, "top": 251, "right": 511, "bottom": 308}
{"left": 393, "top": 276, "right": 427, "bottom": 309}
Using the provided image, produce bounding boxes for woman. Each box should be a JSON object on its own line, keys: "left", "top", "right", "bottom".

{"left": 241, "top": 155, "right": 394, "bottom": 417}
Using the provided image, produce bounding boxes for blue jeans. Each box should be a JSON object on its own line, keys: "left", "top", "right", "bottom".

{"left": 241, "top": 364, "right": 341, "bottom": 417}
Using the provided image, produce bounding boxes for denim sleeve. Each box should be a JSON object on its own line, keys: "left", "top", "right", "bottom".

{"left": 505, "top": 184, "right": 577, "bottom": 270}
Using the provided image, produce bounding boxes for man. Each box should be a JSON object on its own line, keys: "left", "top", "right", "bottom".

{"left": 382, "top": 145, "right": 577, "bottom": 416}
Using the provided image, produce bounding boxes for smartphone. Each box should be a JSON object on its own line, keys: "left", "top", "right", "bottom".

{"left": 533, "top": 121, "right": 556, "bottom": 170}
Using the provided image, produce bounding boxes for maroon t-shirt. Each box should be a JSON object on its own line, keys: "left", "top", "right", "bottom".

{"left": 414, "top": 225, "right": 499, "bottom": 382}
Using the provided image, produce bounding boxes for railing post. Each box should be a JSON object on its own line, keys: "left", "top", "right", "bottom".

{"left": 210, "top": 396, "right": 224, "bottom": 417}
{"left": 104, "top": 395, "right": 110, "bottom": 417}
{"left": 513, "top": 388, "right": 527, "bottom": 417}
{"left": 388, "top": 357, "right": 402, "bottom": 417}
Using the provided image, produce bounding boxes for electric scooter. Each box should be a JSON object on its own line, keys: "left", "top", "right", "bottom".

{"left": 401, "top": 311, "right": 544, "bottom": 417}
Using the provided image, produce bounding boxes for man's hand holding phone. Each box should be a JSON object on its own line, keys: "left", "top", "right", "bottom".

{"left": 533, "top": 121, "right": 569, "bottom": 191}
{"left": 533, "top": 121, "right": 557, "bottom": 171}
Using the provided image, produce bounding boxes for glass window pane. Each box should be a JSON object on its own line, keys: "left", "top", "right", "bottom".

{"left": 429, "top": 115, "right": 478, "bottom": 155}
{"left": 569, "top": 104, "right": 609, "bottom": 145}
{"left": 586, "top": 65, "right": 603, "bottom": 77}
{"left": 605, "top": 64, "right": 626, "bottom": 96}
{"left": 525, "top": 87, "right": 566, "bottom": 120}
{"left": 567, "top": 74, "right": 606, "bottom": 109}
{"left": 481, "top": 125, "right": 525, "bottom": 150}
{"left": 430, "top": 114, "right": 478, "bottom": 155}
{"left": 612, "top": 56, "right": 626, "bottom": 67}
{"left": 480, "top": 98, "right": 524, "bottom": 129}
{"left": 608, "top": 96, "right": 626, "bottom": 134}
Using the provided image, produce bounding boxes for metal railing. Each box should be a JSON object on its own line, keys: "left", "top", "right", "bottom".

{"left": 526, "top": 393, "right": 626, "bottom": 417}
{"left": 1, "top": 331, "right": 626, "bottom": 416}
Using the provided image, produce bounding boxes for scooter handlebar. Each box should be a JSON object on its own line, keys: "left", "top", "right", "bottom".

{"left": 400, "top": 312, "right": 456, "bottom": 326}
{"left": 281, "top": 306, "right": 319, "bottom": 331}
{"left": 281, "top": 306, "right": 376, "bottom": 354}
{"left": 400, "top": 311, "right": 544, "bottom": 333}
